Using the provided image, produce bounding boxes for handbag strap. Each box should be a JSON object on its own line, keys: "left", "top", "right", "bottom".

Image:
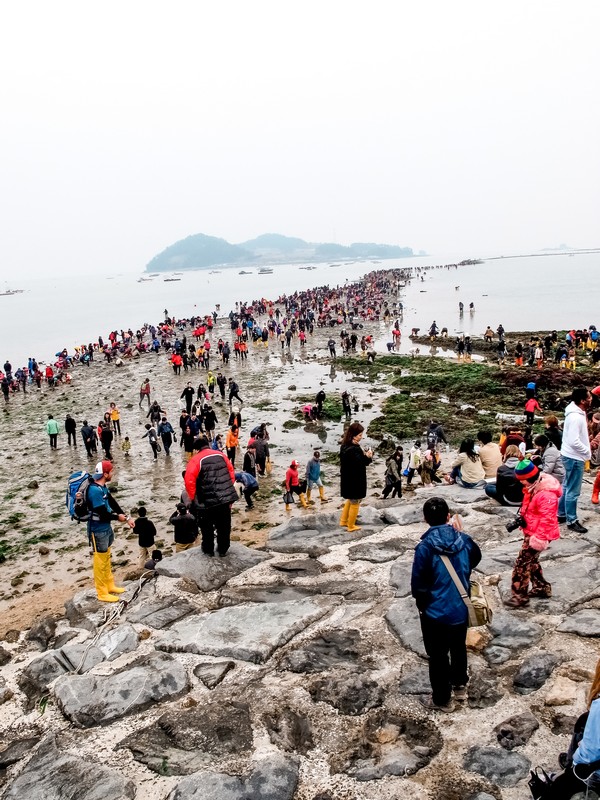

{"left": 439, "top": 555, "right": 477, "bottom": 627}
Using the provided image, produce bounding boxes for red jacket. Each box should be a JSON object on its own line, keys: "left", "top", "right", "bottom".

{"left": 285, "top": 466, "right": 299, "bottom": 490}
{"left": 184, "top": 447, "right": 237, "bottom": 509}
{"left": 521, "top": 473, "right": 562, "bottom": 544}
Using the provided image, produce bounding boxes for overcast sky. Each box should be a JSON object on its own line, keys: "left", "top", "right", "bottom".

{"left": 0, "top": 0, "right": 598, "bottom": 278}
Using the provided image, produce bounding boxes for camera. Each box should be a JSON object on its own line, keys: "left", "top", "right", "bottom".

{"left": 506, "top": 514, "right": 527, "bottom": 533}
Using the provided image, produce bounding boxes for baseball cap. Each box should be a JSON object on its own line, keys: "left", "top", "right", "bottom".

{"left": 94, "top": 460, "right": 113, "bottom": 477}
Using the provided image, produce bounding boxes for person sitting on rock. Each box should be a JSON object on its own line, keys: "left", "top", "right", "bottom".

{"left": 411, "top": 497, "right": 481, "bottom": 712}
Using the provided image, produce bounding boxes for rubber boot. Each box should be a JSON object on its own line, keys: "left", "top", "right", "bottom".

{"left": 299, "top": 493, "right": 308, "bottom": 508}
{"left": 346, "top": 502, "right": 362, "bottom": 532}
{"left": 285, "top": 503, "right": 291, "bottom": 511}
{"left": 93, "top": 552, "right": 119, "bottom": 602}
{"left": 592, "top": 473, "right": 600, "bottom": 505}
{"left": 306, "top": 489, "right": 315, "bottom": 505}
{"left": 339, "top": 500, "right": 351, "bottom": 527}
{"left": 319, "top": 486, "right": 329, "bottom": 503}
{"left": 106, "top": 548, "right": 125, "bottom": 594}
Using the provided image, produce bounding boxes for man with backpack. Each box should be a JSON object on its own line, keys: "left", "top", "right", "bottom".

{"left": 411, "top": 497, "right": 482, "bottom": 712}
{"left": 83, "top": 460, "right": 134, "bottom": 602}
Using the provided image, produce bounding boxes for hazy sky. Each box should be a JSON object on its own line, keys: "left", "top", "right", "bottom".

{"left": 1, "top": 0, "right": 598, "bottom": 278}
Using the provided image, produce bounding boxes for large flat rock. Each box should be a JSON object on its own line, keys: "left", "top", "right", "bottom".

{"left": 3, "top": 734, "right": 136, "bottom": 799}
{"left": 156, "top": 542, "right": 272, "bottom": 592}
{"left": 499, "top": 555, "right": 600, "bottom": 613}
{"left": 53, "top": 652, "right": 190, "bottom": 727}
{"left": 157, "top": 597, "right": 333, "bottom": 663}
{"left": 168, "top": 753, "right": 299, "bottom": 800}
{"left": 266, "top": 511, "right": 381, "bottom": 554}
{"left": 389, "top": 560, "right": 414, "bottom": 597}
{"left": 385, "top": 596, "right": 426, "bottom": 658}
{"left": 558, "top": 610, "right": 600, "bottom": 637}
{"left": 64, "top": 589, "right": 110, "bottom": 632}
{"left": 348, "top": 537, "right": 414, "bottom": 562}
{"left": 18, "top": 623, "right": 139, "bottom": 706}
{"left": 488, "top": 612, "right": 544, "bottom": 650}
{"left": 120, "top": 700, "right": 253, "bottom": 775}
{"left": 126, "top": 597, "right": 197, "bottom": 629}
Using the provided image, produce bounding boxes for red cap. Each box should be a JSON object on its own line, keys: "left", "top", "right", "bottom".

{"left": 100, "top": 460, "right": 113, "bottom": 475}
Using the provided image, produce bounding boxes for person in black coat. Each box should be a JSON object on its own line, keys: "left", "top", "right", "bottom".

{"left": 339, "top": 422, "right": 372, "bottom": 532}
{"left": 65, "top": 413, "right": 77, "bottom": 446}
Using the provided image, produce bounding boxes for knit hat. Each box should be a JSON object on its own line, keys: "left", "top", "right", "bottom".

{"left": 514, "top": 459, "right": 539, "bottom": 481}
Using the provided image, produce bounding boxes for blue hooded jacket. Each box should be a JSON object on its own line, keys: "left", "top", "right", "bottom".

{"left": 411, "top": 523, "right": 481, "bottom": 625}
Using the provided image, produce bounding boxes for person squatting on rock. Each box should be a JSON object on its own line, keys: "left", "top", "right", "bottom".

{"left": 339, "top": 422, "right": 373, "bottom": 532}
{"left": 305, "top": 450, "right": 329, "bottom": 504}
{"left": 504, "top": 459, "right": 561, "bottom": 609}
{"left": 84, "top": 460, "right": 134, "bottom": 602}
{"left": 169, "top": 502, "right": 199, "bottom": 552}
{"left": 184, "top": 435, "right": 239, "bottom": 557}
{"left": 411, "top": 497, "right": 482, "bottom": 712}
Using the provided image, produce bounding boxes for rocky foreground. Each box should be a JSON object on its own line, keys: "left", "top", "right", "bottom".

{"left": 0, "top": 485, "right": 599, "bottom": 800}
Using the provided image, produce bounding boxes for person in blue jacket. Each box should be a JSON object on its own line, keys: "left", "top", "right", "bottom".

{"left": 235, "top": 471, "right": 259, "bottom": 509}
{"left": 411, "top": 496, "right": 482, "bottom": 712}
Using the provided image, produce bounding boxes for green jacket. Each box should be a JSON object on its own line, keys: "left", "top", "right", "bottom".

{"left": 46, "top": 419, "right": 60, "bottom": 435}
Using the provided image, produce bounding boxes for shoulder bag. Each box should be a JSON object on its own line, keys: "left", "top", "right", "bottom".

{"left": 439, "top": 555, "right": 493, "bottom": 628}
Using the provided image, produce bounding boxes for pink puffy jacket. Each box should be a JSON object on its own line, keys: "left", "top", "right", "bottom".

{"left": 521, "top": 472, "right": 562, "bottom": 544}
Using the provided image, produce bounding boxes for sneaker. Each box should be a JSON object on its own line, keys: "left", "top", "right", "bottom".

{"left": 453, "top": 685, "right": 468, "bottom": 701}
{"left": 567, "top": 520, "right": 588, "bottom": 534}
{"left": 557, "top": 516, "right": 567, "bottom": 524}
{"left": 419, "top": 695, "right": 455, "bottom": 713}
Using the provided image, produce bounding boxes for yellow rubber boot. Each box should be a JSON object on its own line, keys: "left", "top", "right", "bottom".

{"left": 285, "top": 503, "right": 291, "bottom": 511}
{"left": 346, "top": 502, "right": 362, "bottom": 532}
{"left": 339, "top": 500, "right": 351, "bottom": 527}
{"left": 592, "top": 473, "right": 600, "bottom": 505}
{"left": 93, "top": 553, "right": 119, "bottom": 602}
{"left": 319, "top": 486, "right": 329, "bottom": 503}
{"left": 106, "top": 548, "right": 125, "bottom": 594}
{"left": 299, "top": 493, "right": 308, "bottom": 508}
{"left": 306, "top": 489, "right": 315, "bottom": 505}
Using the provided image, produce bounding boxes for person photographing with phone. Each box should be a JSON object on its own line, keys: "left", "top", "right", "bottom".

{"left": 339, "top": 422, "right": 373, "bottom": 532}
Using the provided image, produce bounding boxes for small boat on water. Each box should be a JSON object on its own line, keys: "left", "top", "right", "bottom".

{"left": 149, "top": 273, "right": 159, "bottom": 277}
{"left": 173, "top": 272, "right": 183, "bottom": 275}
{"left": 137, "top": 278, "right": 153, "bottom": 282}
{"left": 239, "top": 270, "right": 253, "bottom": 275}
{"left": 258, "top": 268, "right": 273, "bottom": 274}
{"left": 0, "top": 288, "right": 24, "bottom": 296}
{"left": 209, "top": 270, "right": 222, "bottom": 274}
{"left": 164, "top": 278, "right": 181, "bottom": 282}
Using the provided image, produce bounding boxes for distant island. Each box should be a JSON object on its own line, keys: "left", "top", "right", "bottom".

{"left": 145, "top": 232, "right": 414, "bottom": 273}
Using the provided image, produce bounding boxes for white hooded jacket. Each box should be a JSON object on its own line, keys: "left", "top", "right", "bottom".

{"left": 561, "top": 402, "right": 591, "bottom": 462}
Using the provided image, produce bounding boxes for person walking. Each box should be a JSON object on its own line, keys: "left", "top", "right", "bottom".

{"left": 65, "top": 413, "right": 77, "bottom": 447}
{"left": 184, "top": 435, "right": 239, "bottom": 557}
{"left": 559, "top": 386, "right": 592, "bottom": 533}
{"left": 382, "top": 447, "right": 403, "bottom": 499}
{"left": 109, "top": 402, "right": 121, "bottom": 436}
{"left": 46, "top": 414, "right": 60, "bottom": 449}
{"left": 84, "top": 460, "right": 134, "bottom": 602}
{"left": 228, "top": 378, "right": 243, "bottom": 406}
{"left": 225, "top": 424, "right": 239, "bottom": 466}
{"left": 411, "top": 497, "right": 482, "bottom": 712}
{"left": 284, "top": 460, "right": 308, "bottom": 510}
{"left": 505, "top": 459, "right": 561, "bottom": 608}
{"left": 305, "top": 450, "right": 329, "bottom": 504}
{"left": 181, "top": 382, "right": 195, "bottom": 415}
{"left": 81, "top": 419, "right": 97, "bottom": 457}
{"left": 139, "top": 378, "right": 151, "bottom": 407}
{"left": 142, "top": 422, "right": 160, "bottom": 461}
{"left": 169, "top": 502, "right": 199, "bottom": 552}
{"left": 134, "top": 507, "right": 156, "bottom": 567}
{"left": 339, "top": 422, "right": 372, "bottom": 532}
{"left": 99, "top": 422, "right": 113, "bottom": 459}
{"left": 157, "top": 416, "right": 175, "bottom": 455}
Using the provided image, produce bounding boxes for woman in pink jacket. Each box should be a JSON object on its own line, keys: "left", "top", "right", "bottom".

{"left": 505, "top": 459, "right": 562, "bottom": 608}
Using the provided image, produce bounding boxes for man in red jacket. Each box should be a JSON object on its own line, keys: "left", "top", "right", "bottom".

{"left": 184, "top": 435, "right": 239, "bottom": 557}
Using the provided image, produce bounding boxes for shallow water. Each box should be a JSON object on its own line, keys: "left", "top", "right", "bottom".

{"left": 1, "top": 250, "right": 598, "bottom": 366}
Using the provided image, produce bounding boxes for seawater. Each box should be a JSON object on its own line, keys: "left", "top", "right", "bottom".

{"left": 1, "top": 251, "right": 598, "bottom": 367}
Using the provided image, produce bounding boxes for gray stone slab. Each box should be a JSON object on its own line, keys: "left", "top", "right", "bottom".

{"left": 64, "top": 589, "right": 109, "bottom": 632}
{"left": 266, "top": 511, "right": 378, "bottom": 554}
{"left": 477, "top": 543, "right": 520, "bottom": 576}
{"left": 270, "top": 558, "right": 325, "bottom": 576}
{"left": 126, "top": 597, "right": 197, "bottom": 629}
{"left": 398, "top": 665, "right": 431, "bottom": 695}
{"left": 500, "top": 555, "right": 600, "bottom": 613}
{"left": 3, "top": 734, "right": 135, "bottom": 800}
{"left": 489, "top": 612, "right": 544, "bottom": 649}
{"left": 54, "top": 652, "right": 190, "bottom": 727}
{"left": 464, "top": 745, "right": 531, "bottom": 787}
{"left": 349, "top": 538, "right": 413, "bottom": 563}
{"left": 389, "top": 560, "right": 414, "bottom": 597}
{"left": 120, "top": 700, "right": 253, "bottom": 775}
{"left": 281, "top": 629, "right": 365, "bottom": 673}
{"left": 168, "top": 754, "right": 299, "bottom": 800}
{"left": 156, "top": 542, "right": 272, "bottom": 592}
{"left": 385, "top": 596, "right": 426, "bottom": 658}
{"left": 218, "top": 585, "right": 317, "bottom": 606}
{"left": 381, "top": 505, "right": 424, "bottom": 526}
{"left": 157, "top": 598, "right": 333, "bottom": 663}
{"left": 193, "top": 661, "right": 235, "bottom": 689}
{"left": 495, "top": 711, "right": 539, "bottom": 750}
{"left": 18, "top": 623, "right": 138, "bottom": 706}
{"left": 513, "top": 652, "right": 560, "bottom": 694}
{"left": 558, "top": 610, "right": 600, "bottom": 637}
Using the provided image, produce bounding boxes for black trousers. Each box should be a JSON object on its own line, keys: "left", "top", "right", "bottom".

{"left": 382, "top": 479, "right": 402, "bottom": 499}
{"left": 198, "top": 504, "right": 231, "bottom": 556}
{"left": 420, "top": 614, "right": 468, "bottom": 706}
{"left": 49, "top": 433, "right": 58, "bottom": 449}
{"left": 67, "top": 431, "right": 76, "bottom": 446}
